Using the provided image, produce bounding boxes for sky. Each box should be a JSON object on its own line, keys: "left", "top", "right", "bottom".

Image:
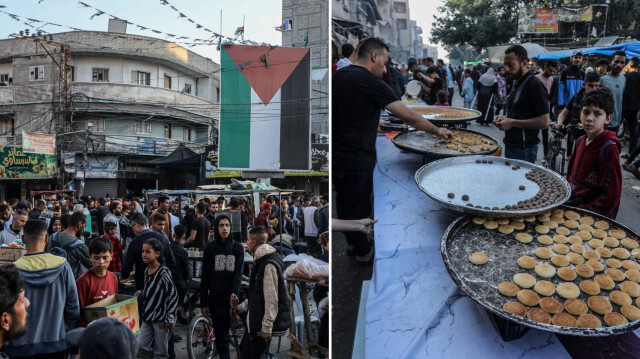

{"left": 407, "top": 0, "right": 448, "bottom": 58}
{"left": 0, "top": 0, "right": 283, "bottom": 63}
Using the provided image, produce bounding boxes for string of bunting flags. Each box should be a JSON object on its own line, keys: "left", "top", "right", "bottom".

{"left": 1, "top": 2, "right": 275, "bottom": 49}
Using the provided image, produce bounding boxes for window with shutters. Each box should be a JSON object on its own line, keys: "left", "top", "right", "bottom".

{"left": 29, "top": 66, "right": 45, "bottom": 81}
{"left": 131, "top": 70, "right": 151, "bottom": 86}
{"left": 164, "top": 123, "right": 172, "bottom": 139}
{"left": 0, "top": 74, "right": 9, "bottom": 83}
{"left": 164, "top": 75, "right": 172, "bottom": 89}
{"left": 0, "top": 118, "right": 14, "bottom": 136}
{"left": 92, "top": 68, "right": 109, "bottom": 82}
{"left": 135, "top": 120, "right": 151, "bottom": 134}
{"left": 183, "top": 127, "right": 192, "bottom": 142}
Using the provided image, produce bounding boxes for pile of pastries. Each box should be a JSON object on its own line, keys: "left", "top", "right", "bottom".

{"left": 411, "top": 107, "right": 479, "bottom": 119}
{"left": 471, "top": 209, "right": 640, "bottom": 329}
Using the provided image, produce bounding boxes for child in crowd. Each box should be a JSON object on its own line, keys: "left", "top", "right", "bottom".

{"left": 76, "top": 237, "right": 119, "bottom": 327}
{"left": 566, "top": 87, "right": 622, "bottom": 219}
{"left": 434, "top": 90, "right": 450, "bottom": 106}
{"left": 169, "top": 224, "right": 191, "bottom": 309}
{"left": 137, "top": 238, "right": 178, "bottom": 359}
{"left": 103, "top": 221, "right": 123, "bottom": 274}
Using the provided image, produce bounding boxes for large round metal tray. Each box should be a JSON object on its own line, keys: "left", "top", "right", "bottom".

{"left": 392, "top": 130, "right": 499, "bottom": 158}
{"left": 407, "top": 105, "right": 482, "bottom": 124}
{"left": 441, "top": 206, "right": 640, "bottom": 336}
{"left": 381, "top": 122, "right": 411, "bottom": 132}
{"left": 415, "top": 156, "right": 571, "bottom": 218}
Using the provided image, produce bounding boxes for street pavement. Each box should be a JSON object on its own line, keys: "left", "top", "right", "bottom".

{"left": 331, "top": 86, "right": 640, "bottom": 359}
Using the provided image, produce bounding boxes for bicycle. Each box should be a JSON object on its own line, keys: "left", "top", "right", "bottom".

{"left": 187, "top": 310, "right": 245, "bottom": 359}
{"left": 543, "top": 123, "right": 581, "bottom": 176}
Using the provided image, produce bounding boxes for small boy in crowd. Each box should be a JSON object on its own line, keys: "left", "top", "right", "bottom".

{"left": 76, "top": 237, "right": 119, "bottom": 327}
{"left": 566, "top": 87, "right": 622, "bottom": 219}
{"left": 169, "top": 224, "right": 191, "bottom": 308}
{"left": 103, "top": 221, "right": 123, "bottom": 274}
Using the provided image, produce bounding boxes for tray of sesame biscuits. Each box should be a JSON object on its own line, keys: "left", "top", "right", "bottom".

{"left": 392, "top": 130, "right": 499, "bottom": 158}
{"left": 442, "top": 206, "right": 640, "bottom": 336}
{"left": 415, "top": 156, "right": 571, "bottom": 218}
{"left": 405, "top": 105, "right": 482, "bottom": 124}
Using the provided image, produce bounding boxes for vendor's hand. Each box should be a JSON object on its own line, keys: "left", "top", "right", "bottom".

{"left": 436, "top": 128, "right": 453, "bottom": 139}
{"left": 494, "top": 116, "right": 512, "bottom": 131}
{"left": 356, "top": 218, "right": 377, "bottom": 235}
{"left": 134, "top": 290, "right": 142, "bottom": 297}
{"left": 552, "top": 123, "right": 564, "bottom": 130}
{"left": 378, "top": 120, "right": 390, "bottom": 132}
{"left": 317, "top": 279, "right": 326, "bottom": 286}
{"left": 201, "top": 307, "right": 210, "bottom": 317}
{"left": 230, "top": 293, "right": 239, "bottom": 309}
{"left": 260, "top": 330, "right": 271, "bottom": 341}
{"left": 164, "top": 322, "right": 174, "bottom": 332}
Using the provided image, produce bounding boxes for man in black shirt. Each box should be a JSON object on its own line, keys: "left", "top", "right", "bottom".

{"left": 423, "top": 67, "right": 444, "bottom": 105}
{"left": 494, "top": 44, "right": 550, "bottom": 163}
{"left": 333, "top": 37, "right": 452, "bottom": 265}
{"left": 183, "top": 203, "right": 210, "bottom": 250}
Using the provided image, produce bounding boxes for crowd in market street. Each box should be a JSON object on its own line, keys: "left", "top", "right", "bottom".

{"left": 0, "top": 192, "right": 329, "bottom": 359}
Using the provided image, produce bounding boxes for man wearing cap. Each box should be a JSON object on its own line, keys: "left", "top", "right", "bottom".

{"left": 333, "top": 37, "right": 451, "bottom": 265}
{"left": 558, "top": 50, "right": 585, "bottom": 110}
{"left": 66, "top": 317, "right": 138, "bottom": 359}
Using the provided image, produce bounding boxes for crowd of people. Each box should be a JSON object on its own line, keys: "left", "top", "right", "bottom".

{"left": 0, "top": 191, "right": 330, "bottom": 359}
{"left": 333, "top": 37, "right": 640, "bottom": 267}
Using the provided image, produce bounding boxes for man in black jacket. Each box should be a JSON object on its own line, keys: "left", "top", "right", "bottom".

{"left": 91, "top": 198, "right": 110, "bottom": 236}
{"left": 200, "top": 214, "right": 244, "bottom": 359}
{"left": 121, "top": 212, "right": 177, "bottom": 291}
{"left": 234, "top": 226, "right": 290, "bottom": 359}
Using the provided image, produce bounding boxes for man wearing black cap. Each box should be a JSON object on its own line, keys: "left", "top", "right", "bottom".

{"left": 66, "top": 317, "right": 137, "bottom": 359}
{"left": 333, "top": 37, "right": 452, "bottom": 265}
{"left": 558, "top": 50, "right": 585, "bottom": 111}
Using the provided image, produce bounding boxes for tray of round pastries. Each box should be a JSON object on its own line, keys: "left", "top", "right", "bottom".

{"left": 415, "top": 156, "right": 570, "bottom": 218}
{"left": 442, "top": 206, "right": 640, "bottom": 336}
{"left": 392, "top": 130, "right": 499, "bottom": 158}
{"left": 405, "top": 105, "right": 482, "bottom": 124}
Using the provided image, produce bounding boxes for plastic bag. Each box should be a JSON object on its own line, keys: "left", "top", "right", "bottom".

{"left": 284, "top": 258, "right": 329, "bottom": 280}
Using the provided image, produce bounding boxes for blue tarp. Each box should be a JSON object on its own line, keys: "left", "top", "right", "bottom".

{"left": 537, "top": 42, "right": 640, "bottom": 60}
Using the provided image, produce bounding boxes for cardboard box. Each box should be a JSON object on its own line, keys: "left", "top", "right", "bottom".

{"left": 0, "top": 247, "right": 26, "bottom": 262}
{"left": 82, "top": 294, "right": 139, "bottom": 334}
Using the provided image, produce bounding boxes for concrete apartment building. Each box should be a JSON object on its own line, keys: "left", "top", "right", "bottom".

{"left": 0, "top": 29, "right": 220, "bottom": 199}
{"left": 281, "top": 0, "right": 329, "bottom": 194}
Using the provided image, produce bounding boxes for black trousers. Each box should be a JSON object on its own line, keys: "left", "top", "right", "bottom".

{"left": 333, "top": 168, "right": 374, "bottom": 256}
{"left": 239, "top": 332, "right": 269, "bottom": 359}
{"left": 622, "top": 109, "right": 639, "bottom": 154}
{"left": 210, "top": 305, "right": 232, "bottom": 359}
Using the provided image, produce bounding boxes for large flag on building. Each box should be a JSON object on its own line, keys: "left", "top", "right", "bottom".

{"left": 219, "top": 45, "right": 311, "bottom": 171}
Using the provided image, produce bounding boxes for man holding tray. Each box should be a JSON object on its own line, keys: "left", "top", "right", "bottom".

{"left": 494, "top": 44, "right": 550, "bottom": 163}
{"left": 333, "top": 37, "right": 452, "bottom": 265}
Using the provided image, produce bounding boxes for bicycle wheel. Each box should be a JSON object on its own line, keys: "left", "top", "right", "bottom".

{"left": 229, "top": 313, "right": 245, "bottom": 349}
{"left": 553, "top": 153, "right": 564, "bottom": 176}
{"left": 187, "top": 314, "right": 216, "bottom": 359}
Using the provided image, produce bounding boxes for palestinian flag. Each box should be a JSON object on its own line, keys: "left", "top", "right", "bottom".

{"left": 219, "top": 45, "right": 311, "bottom": 171}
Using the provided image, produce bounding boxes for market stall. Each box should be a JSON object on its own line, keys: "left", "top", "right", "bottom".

{"left": 362, "top": 136, "right": 640, "bottom": 358}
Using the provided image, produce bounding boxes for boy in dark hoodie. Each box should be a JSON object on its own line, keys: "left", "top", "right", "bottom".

{"left": 566, "top": 87, "right": 622, "bottom": 219}
{"left": 6, "top": 219, "right": 80, "bottom": 359}
{"left": 200, "top": 214, "right": 244, "bottom": 359}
